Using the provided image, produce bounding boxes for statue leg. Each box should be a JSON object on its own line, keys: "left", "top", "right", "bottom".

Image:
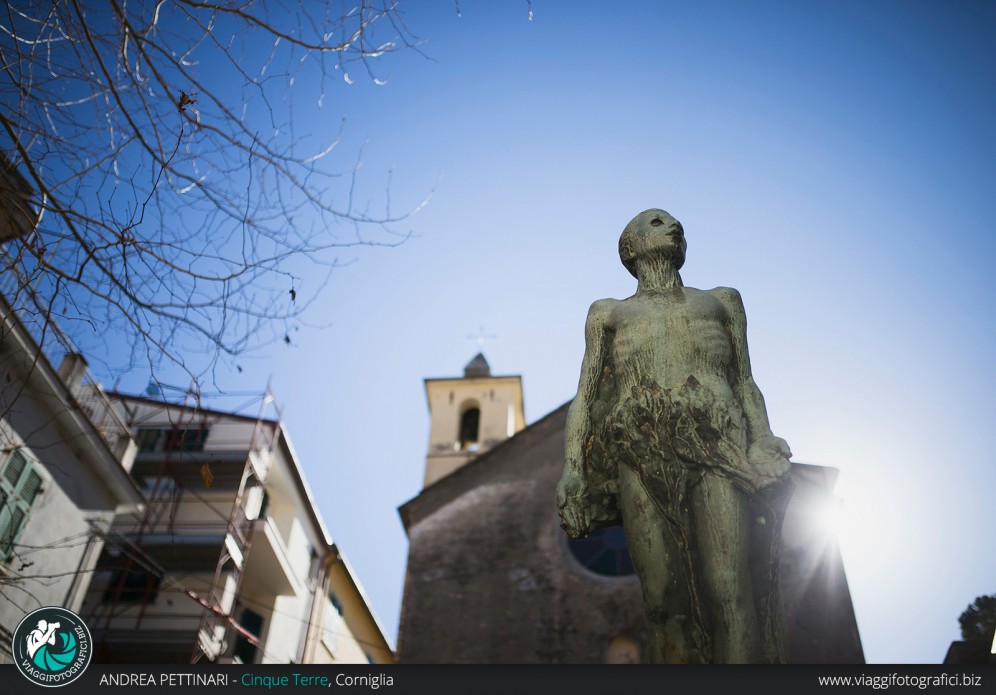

{"left": 617, "top": 463, "right": 697, "bottom": 663}
{"left": 690, "top": 473, "right": 761, "bottom": 663}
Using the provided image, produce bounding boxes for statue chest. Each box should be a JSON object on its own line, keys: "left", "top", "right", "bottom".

{"left": 611, "top": 290, "right": 731, "bottom": 348}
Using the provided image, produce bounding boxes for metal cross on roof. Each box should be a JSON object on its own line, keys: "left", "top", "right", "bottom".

{"left": 467, "top": 325, "right": 496, "bottom": 349}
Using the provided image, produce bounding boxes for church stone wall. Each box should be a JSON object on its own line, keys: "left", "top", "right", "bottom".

{"left": 398, "top": 406, "right": 651, "bottom": 663}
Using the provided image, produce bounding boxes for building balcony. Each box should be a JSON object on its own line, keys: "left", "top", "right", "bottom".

{"left": 130, "top": 447, "right": 274, "bottom": 489}
{"left": 244, "top": 516, "right": 301, "bottom": 597}
{"left": 99, "top": 512, "right": 300, "bottom": 595}
{"left": 131, "top": 448, "right": 252, "bottom": 487}
{"left": 0, "top": 264, "right": 136, "bottom": 468}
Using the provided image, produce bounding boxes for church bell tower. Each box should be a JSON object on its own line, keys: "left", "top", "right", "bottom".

{"left": 422, "top": 353, "right": 525, "bottom": 487}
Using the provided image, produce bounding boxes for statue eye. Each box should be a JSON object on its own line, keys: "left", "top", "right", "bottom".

{"left": 650, "top": 218, "right": 664, "bottom": 227}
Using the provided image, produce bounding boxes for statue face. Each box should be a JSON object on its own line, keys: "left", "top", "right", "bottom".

{"left": 619, "top": 209, "right": 686, "bottom": 277}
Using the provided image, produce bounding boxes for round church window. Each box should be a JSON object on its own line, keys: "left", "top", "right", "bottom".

{"left": 567, "top": 525, "right": 635, "bottom": 577}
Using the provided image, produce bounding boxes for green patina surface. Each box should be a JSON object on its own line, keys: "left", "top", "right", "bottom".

{"left": 558, "top": 209, "right": 793, "bottom": 664}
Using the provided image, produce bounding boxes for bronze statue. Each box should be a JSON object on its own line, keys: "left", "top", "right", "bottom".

{"left": 557, "top": 209, "right": 793, "bottom": 663}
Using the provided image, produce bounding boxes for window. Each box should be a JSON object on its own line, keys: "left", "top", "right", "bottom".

{"left": 166, "top": 428, "right": 209, "bottom": 451}
{"left": 307, "top": 548, "right": 320, "bottom": 586}
{"left": 134, "top": 427, "right": 210, "bottom": 453}
{"left": 567, "top": 526, "right": 635, "bottom": 577}
{"left": 458, "top": 408, "right": 480, "bottom": 451}
{"left": 134, "top": 428, "right": 162, "bottom": 453}
{"left": 233, "top": 608, "right": 264, "bottom": 664}
{"left": 322, "top": 594, "right": 344, "bottom": 653}
{"left": 102, "top": 570, "right": 161, "bottom": 603}
{"left": 0, "top": 450, "right": 43, "bottom": 561}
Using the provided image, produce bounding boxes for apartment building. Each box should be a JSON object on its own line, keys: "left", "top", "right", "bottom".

{"left": 81, "top": 392, "right": 392, "bottom": 664}
{"left": 0, "top": 292, "right": 143, "bottom": 660}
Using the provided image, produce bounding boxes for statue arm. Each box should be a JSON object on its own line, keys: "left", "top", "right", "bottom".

{"left": 558, "top": 299, "right": 613, "bottom": 537}
{"left": 715, "top": 287, "right": 792, "bottom": 485}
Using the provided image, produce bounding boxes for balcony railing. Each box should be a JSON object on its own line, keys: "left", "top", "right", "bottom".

{"left": 0, "top": 258, "right": 133, "bottom": 461}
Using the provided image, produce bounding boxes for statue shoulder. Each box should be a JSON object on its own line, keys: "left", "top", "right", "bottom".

{"left": 708, "top": 286, "right": 746, "bottom": 315}
{"left": 586, "top": 298, "right": 619, "bottom": 324}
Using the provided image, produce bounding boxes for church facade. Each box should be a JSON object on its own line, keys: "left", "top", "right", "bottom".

{"left": 397, "top": 354, "right": 864, "bottom": 664}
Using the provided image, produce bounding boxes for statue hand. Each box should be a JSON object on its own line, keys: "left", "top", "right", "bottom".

{"left": 556, "top": 472, "right": 592, "bottom": 538}
{"left": 748, "top": 436, "right": 792, "bottom": 487}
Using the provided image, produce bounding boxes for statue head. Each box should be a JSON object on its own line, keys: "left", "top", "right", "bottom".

{"left": 619, "top": 208, "right": 686, "bottom": 278}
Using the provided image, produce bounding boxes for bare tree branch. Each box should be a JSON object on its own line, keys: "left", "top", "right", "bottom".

{"left": 0, "top": 0, "right": 427, "bottom": 391}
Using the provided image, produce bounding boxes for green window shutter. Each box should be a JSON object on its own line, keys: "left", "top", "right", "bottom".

{"left": 0, "top": 456, "right": 18, "bottom": 553}
{"left": 0, "top": 450, "right": 43, "bottom": 561}
{"left": 0, "top": 489, "right": 10, "bottom": 556}
{"left": 19, "top": 469, "right": 42, "bottom": 505}
{"left": 0, "top": 507, "right": 25, "bottom": 557}
{"left": 3, "top": 450, "right": 26, "bottom": 486}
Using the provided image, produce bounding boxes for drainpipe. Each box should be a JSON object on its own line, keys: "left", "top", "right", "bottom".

{"left": 63, "top": 518, "right": 106, "bottom": 611}
{"left": 299, "top": 544, "right": 343, "bottom": 663}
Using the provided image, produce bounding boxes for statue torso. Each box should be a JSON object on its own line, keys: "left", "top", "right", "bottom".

{"left": 605, "top": 287, "right": 736, "bottom": 405}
